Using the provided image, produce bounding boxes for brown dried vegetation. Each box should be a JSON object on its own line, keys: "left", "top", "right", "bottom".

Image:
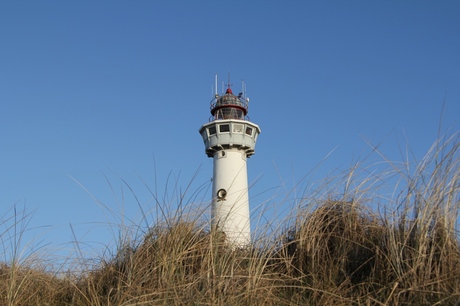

{"left": 1, "top": 135, "right": 460, "bottom": 305}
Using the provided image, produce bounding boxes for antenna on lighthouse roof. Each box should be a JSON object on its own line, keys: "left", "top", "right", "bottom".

{"left": 227, "top": 72, "right": 233, "bottom": 89}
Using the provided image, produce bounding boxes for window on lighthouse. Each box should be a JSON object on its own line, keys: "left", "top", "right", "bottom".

{"left": 233, "top": 124, "right": 243, "bottom": 133}
{"left": 219, "top": 108, "right": 244, "bottom": 120}
{"left": 208, "top": 126, "right": 216, "bottom": 136}
{"left": 219, "top": 124, "right": 230, "bottom": 133}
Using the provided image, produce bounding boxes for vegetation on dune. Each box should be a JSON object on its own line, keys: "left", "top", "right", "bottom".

{"left": 1, "top": 134, "right": 460, "bottom": 305}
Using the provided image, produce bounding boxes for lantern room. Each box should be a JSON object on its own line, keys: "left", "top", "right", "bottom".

{"left": 210, "top": 87, "right": 249, "bottom": 120}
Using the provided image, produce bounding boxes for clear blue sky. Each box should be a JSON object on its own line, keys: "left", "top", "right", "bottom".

{"left": 1, "top": 1, "right": 459, "bottom": 263}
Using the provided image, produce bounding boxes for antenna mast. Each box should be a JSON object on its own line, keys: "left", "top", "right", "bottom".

{"left": 227, "top": 72, "right": 233, "bottom": 89}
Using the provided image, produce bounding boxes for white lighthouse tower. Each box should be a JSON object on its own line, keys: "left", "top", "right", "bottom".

{"left": 199, "top": 76, "right": 261, "bottom": 246}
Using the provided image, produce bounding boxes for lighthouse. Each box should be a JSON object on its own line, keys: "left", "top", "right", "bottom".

{"left": 199, "top": 76, "right": 261, "bottom": 246}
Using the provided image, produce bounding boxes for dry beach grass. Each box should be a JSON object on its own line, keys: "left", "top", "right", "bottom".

{"left": 1, "top": 133, "right": 459, "bottom": 305}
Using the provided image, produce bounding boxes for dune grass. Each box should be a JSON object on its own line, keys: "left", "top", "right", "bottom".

{"left": 1, "top": 134, "right": 459, "bottom": 305}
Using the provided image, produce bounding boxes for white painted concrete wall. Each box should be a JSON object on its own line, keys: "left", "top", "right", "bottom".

{"left": 211, "top": 149, "right": 250, "bottom": 246}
